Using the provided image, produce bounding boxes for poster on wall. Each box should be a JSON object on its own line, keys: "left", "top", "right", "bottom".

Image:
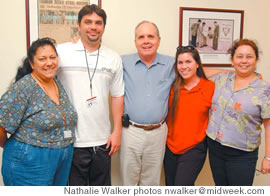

{"left": 25, "top": 0, "right": 101, "bottom": 48}
{"left": 179, "top": 7, "right": 244, "bottom": 67}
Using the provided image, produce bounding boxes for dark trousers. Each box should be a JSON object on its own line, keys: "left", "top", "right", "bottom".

{"left": 68, "top": 144, "right": 111, "bottom": 186}
{"left": 207, "top": 137, "right": 258, "bottom": 186}
{"left": 164, "top": 138, "right": 207, "bottom": 186}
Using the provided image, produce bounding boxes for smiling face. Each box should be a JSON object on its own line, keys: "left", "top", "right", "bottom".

{"left": 30, "top": 45, "right": 58, "bottom": 82}
{"left": 177, "top": 52, "right": 199, "bottom": 82}
{"left": 78, "top": 12, "right": 105, "bottom": 46}
{"left": 232, "top": 45, "right": 257, "bottom": 78}
{"left": 135, "top": 22, "right": 160, "bottom": 61}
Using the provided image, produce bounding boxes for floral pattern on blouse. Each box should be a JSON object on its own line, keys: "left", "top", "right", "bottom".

{"left": 0, "top": 74, "right": 78, "bottom": 148}
{"left": 207, "top": 72, "right": 270, "bottom": 151}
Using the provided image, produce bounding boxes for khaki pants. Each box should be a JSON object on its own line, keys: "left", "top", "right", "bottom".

{"left": 120, "top": 123, "right": 168, "bottom": 186}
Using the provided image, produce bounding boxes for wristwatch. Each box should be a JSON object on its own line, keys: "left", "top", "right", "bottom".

{"left": 264, "top": 156, "right": 270, "bottom": 161}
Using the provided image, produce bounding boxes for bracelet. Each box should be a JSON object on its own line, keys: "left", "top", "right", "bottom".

{"left": 264, "top": 156, "right": 270, "bottom": 161}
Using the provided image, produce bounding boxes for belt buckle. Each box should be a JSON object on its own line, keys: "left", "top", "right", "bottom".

{"left": 143, "top": 125, "right": 155, "bottom": 131}
{"left": 129, "top": 120, "right": 164, "bottom": 131}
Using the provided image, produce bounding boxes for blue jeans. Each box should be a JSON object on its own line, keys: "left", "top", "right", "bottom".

{"left": 2, "top": 138, "right": 73, "bottom": 186}
{"left": 207, "top": 137, "right": 258, "bottom": 186}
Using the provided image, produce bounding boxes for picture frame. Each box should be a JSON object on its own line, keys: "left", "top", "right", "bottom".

{"left": 25, "top": 0, "right": 102, "bottom": 48}
{"left": 179, "top": 7, "right": 244, "bottom": 67}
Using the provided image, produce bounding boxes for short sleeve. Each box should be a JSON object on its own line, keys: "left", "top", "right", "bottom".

{"left": 261, "top": 85, "right": 270, "bottom": 119}
{"left": 168, "top": 58, "right": 176, "bottom": 82}
{"left": 0, "top": 82, "right": 29, "bottom": 134}
{"left": 207, "top": 80, "right": 215, "bottom": 106}
{"left": 110, "top": 55, "right": 124, "bottom": 97}
{"left": 199, "top": 79, "right": 215, "bottom": 108}
{"left": 208, "top": 80, "right": 215, "bottom": 96}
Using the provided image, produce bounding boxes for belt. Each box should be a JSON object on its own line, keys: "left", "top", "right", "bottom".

{"left": 129, "top": 119, "right": 165, "bottom": 131}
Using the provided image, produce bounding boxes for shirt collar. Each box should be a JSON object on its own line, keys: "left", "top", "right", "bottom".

{"left": 249, "top": 72, "right": 263, "bottom": 87}
{"left": 228, "top": 72, "right": 263, "bottom": 88}
{"left": 74, "top": 39, "right": 104, "bottom": 56}
{"left": 180, "top": 78, "right": 206, "bottom": 93}
{"left": 134, "top": 53, "right": 166, "bottom": 67}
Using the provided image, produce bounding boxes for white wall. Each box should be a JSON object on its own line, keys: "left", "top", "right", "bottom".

{"left": 0, "top": 0, "right": 27, "bottom": 186}
{"left": 1, "top": 0, "right": 270, "bottom": 186}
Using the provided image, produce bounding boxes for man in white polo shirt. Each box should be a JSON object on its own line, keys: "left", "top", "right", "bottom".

{"left": 57, "top": 4, "right": 124, "bottom": 186}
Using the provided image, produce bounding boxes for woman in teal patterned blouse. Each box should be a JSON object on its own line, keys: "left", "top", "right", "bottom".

{"left": 206, "top": 39, "right": 270, "bottom": 185}
{"left": 0, "top": 38, "right": 78, "bottom": 185}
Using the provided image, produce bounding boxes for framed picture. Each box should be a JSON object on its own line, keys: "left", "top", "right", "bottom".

{"left": 25, "top": 0, "right": 102, "bottom": 48}
{"left": 179, "top": 7, "right": 244, "bottom": 67}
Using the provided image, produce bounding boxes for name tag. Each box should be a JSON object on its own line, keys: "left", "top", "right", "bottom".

{"left": 86, "top": 96, "right": 98, "bottom": 108}
{"left": 64, "top": 130, "right": 72, "bottom": 139}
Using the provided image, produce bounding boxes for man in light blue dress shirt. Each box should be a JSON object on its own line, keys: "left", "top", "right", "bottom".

{"left": 120, "top": 21, "right": 175, "bottom": 185}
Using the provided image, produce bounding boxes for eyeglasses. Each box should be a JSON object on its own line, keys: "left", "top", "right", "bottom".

{"left": 176, "top": 45, "right": 196, "bottom": 51}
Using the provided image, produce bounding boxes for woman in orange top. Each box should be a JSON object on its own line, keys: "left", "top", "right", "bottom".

{"left": 164, "top": 45, "right": 215, "bottom": 185}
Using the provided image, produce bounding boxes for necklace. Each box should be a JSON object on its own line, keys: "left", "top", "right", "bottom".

{"left": 31, "top": 73, "right": 68, "bottom": 129}
{"left": 31, "top": 73, "right": 59, "bottom": 104}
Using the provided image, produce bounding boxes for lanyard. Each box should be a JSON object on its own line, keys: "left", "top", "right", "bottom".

{"left": 84, "top": 46, "right": 100, "bottom": 97}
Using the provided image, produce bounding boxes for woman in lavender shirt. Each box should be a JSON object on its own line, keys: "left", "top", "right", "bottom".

{"left": 206, "top": 39, "right": 270, "bottom": 185}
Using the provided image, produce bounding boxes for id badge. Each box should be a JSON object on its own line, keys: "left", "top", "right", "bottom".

{"left": 64, "top": 130, "right": 72, "bottom": 139}
{"left": 86, "top": 96, "right": 98, "bottom": 108}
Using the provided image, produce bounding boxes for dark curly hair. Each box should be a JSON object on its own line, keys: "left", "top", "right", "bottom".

{"left": 15, "top": 37, "right": 57, "bottom": 82}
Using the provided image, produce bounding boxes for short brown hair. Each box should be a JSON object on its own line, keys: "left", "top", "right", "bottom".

{"left": 78, "top": 4, "right": 107, "bottom": 26}
{"left": 228, "top": 39, "right": 259, "bottom": 60}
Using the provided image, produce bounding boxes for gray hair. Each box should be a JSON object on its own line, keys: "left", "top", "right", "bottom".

{"left": 135, "top": 21, "right": 160, "bottom": 38}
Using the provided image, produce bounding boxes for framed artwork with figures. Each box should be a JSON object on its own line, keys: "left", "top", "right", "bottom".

{"left": 179, "top": 7, "right": 244, "bottom": 67}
